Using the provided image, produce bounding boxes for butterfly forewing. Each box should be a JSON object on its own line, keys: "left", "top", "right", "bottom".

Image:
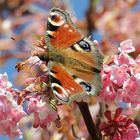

{"left": 50, "top": 24, "right": 83, "bottom": 49}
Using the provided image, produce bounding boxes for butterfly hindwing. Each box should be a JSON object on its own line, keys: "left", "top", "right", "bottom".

{"left": 49, "top": 63, "right": 84, "bottom": 103}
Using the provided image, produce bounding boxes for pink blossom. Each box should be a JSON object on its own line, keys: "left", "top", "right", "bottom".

{"left": 0, "top": 73, "right": 26, "bottom": 139}
{"left": 114, "top": 40, "right": 135, "bottom": 66}
{"left": 25, "top": 77, "right": 36, "bottom": 85}
{"left": 28, "top": 56, "right": 43, "bottom": 66}
{"left": 99, "top": 65, "right": 117, "bottom": 103}
{"left": 118, "top": 76, "right": 140, "bottom": 107}
{"left": 119, "top": 39, "right": 135, "bottom": 53}
{"left": 0, "top": 73, "right": 12, "bottom": 92}
{"left": 100, "top": 40, "right": 140, "bottom": 106}
{"left": 99, "top": 86, "right": 117, "bottom": 103}
{"left": 114, "top": 52, "right": 135, "bottom": 66}
{"left": 27, "top": 97, "right": 58, "bottom": 129}
{"left": 111, "top": 64, "right": 130, "bottom": 87}
{"left": 100, "top": 108, "right": 139, "bottom": 140}
{"left": 101, "top": 65, "right": 112, "bottom": 88}
{"left": 135, "top": 54, "right": 140, "bottom": 63}
{"left": 25, "top": 74, "right": 49, "bottom": 93}
{"left": 131, "top": 55, "right": 140, "bottom": 77}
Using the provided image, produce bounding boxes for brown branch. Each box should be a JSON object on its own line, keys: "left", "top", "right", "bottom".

{"left": 86, "top": 0, "right": 97, "bottom": 36}
{"left": 96, "top": 103, "right": 104, "bottom": 138}
{"left": 77, "top": 101, "right": 100, "bottom": 140}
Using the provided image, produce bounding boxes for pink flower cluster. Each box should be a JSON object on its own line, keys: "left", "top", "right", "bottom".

{"left": 0, "top": 72, "right": 58, "bottom": 139}
{"left": 23, "top": 74, "right": 59, "bottom": 132}
{"left": 99, "top": 39, "right": 140, "bottom": 107}
{"left": 0, "top": 73, "right": 26, "bottom": 139}
{"left": 27, "top": 97, "right": 58, "bottom": 129}
{"left": 100, "top": 108, "right": 139, "bottom": 140}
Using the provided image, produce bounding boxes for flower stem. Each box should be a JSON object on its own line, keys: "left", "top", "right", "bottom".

{"left": 77, "top": 101, "right": 100, "bottom": 140}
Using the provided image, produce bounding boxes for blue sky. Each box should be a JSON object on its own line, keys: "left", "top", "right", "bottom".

{"left": 0, "top": 1, "right": 89, "bottom": 140}
{"left": 71, "top": 0, "right": 89, "bottom": 19}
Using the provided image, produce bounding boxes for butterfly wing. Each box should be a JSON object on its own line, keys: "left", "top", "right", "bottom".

{"left": 49, "top": 23, "right": 83, "bottom": 49}
{"left": 49, "top": 63, "right": 84, "bottom": 103}
{"left": 47, "top": 8, "right": 103, "bottom": 103}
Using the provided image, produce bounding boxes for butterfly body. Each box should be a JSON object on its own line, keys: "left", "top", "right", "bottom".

{"left": 42, "top": 8, "right": 104, "bottom": 104}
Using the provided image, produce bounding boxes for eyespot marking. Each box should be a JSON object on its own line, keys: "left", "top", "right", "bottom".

{"left": 74, "top": 78, "right": 93, "bottom": 94}
{"left": 51, "top": 83, "right": 69, "bottom": 102}
{"left": 80, "top": 82, "right": 92, "bottom": 92}
{"left": 78, "top": 40, "right": 91, "bottom": 52}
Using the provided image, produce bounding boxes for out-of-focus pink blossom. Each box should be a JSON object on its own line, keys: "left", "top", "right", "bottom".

{"left": 28, "top": 56, "right": 43, "bottom": 66}
{"left": 25, "top": 77, "right": 36, "bottom": 85}
{"left": 135, "top": 54, "right": 140, "bottom": 63}
{"left": 0, "top": 73, "right": 26, "bottom": 139}
{"left": 0, "top": 73, "right": 12, "bottom": 92}
{"left": 131, "top": 55, "right": 140, "bottom": 77}
{"left": 100, "top": 108, "right": 139, "bottom": 140}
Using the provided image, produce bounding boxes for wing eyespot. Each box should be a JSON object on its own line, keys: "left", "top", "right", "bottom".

{"left": 53, "top": 86, "right": 62, "bottom": 94}
{"left": 51, "top": 83, "right": 69, "bottom": 102}
{"left": 78, "top": 40, "right": 91, "bottom": 52}
{"left": 79, "top": 82, "right": 92, "bottom": 92}
{"left": 70, "top": 39, "right": 91, "bottom": 52}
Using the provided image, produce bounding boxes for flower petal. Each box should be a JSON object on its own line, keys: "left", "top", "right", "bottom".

{"left": 119, "top": 39, "right": 135, "bottom": 53}
{"left": 105, "top": 110, "right": 112, "bottom": 121}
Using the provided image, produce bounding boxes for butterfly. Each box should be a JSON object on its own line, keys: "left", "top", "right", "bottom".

{"left": 38, "top": 8, "right": 104, "bottom": 104}
{"left": 16, "top": 8, "right": 103, "bottom": 104}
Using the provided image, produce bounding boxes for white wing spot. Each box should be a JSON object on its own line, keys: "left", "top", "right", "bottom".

{"left": 69, "top": 29, "right": 73, "bottom": 32}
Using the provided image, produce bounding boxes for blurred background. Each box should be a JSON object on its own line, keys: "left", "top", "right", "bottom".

{"left": 0, "top": 0, "right": 140, "bottom": 139}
